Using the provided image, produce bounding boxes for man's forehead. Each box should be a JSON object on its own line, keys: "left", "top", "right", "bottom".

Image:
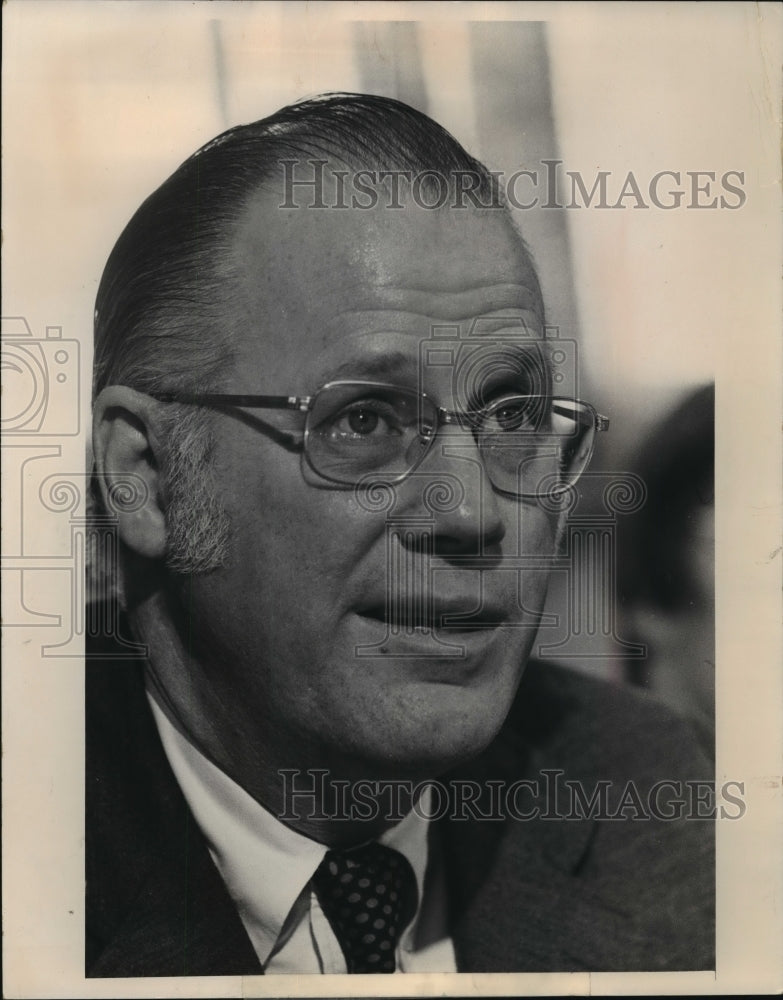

{"left": 229, "top": 183, "right": 541, "bottom": 305}
{"left": 221, "top": 183, "right": 544, "bottom": 390}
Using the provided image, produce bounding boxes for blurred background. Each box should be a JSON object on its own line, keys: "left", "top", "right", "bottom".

{"left": 2, "top": 1, "right": 777, "bottom": 728}
{"left": 7, "top": 4, "right": 757, "bottom": 415}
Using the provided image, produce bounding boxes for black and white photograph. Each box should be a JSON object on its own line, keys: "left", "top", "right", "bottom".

{"left": 2, "top": 2, "right": 781, "bottom": 996}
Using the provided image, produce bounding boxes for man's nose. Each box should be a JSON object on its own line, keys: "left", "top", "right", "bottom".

{"left": 401, "top": 424, "right": 507, "bottom": 557}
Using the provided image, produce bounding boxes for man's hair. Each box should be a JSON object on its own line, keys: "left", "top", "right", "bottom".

{"left": 93, "top": 92, "right": 504, "bottom": 401}
{"left": 91, "top": 93, "right": 519, "bottom": 575}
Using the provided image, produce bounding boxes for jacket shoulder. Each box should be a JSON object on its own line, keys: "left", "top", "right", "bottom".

{"left": 444, "top": 661, "right": 715, "bottom": 972}
{"left": 508, "top": 658, "right": 712, "bottom": 783}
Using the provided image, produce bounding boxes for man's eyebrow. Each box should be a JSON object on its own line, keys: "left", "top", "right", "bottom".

{"left": 318, "top": 341, "right": 550, "bottom": 389}
{"left": 323, "top": 352, "right": 417, "bottom": 382}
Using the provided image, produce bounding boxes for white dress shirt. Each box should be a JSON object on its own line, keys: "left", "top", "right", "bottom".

{"left": 147, "top": 692, "right": 457, "bottom": 973}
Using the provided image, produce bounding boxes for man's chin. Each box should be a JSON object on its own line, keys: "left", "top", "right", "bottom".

{"left": 325, "top": 683, "right": 518, "bottom": 783}
{"left": 306, "top": 627, "right": 530, "bottom": 780}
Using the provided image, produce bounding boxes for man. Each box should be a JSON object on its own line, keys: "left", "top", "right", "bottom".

{"left": 87, "top": 93, "right": 713, "bottom": 976}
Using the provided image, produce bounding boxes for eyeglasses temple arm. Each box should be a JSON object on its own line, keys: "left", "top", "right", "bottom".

{"left": 152, "top": 392, "right": 313, "bottom": 411}
{"left": 149, "top": 392, "right": 306, "bottom": 451}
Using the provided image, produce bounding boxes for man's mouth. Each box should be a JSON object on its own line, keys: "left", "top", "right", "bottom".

{"left": 355, "top": 599, "right": 507, "bottom": 632}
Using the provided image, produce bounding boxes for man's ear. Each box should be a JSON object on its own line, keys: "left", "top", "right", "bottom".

{"left": 92, "top": 386, "right": 168, "bottom": 560}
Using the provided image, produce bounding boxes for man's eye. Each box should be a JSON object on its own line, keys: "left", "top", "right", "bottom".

{"left": 346, "top": 407, "right": 379, "bottom": 435}
{"left": 329, "top": 402, "right": 402, "bottom": 439}
{"left": 487, "top": 400, "right": 536, "bottom": 432}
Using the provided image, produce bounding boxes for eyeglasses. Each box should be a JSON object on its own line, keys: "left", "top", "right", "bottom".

{"left": 150, "top": 381, "right": 609, "bottom": 498}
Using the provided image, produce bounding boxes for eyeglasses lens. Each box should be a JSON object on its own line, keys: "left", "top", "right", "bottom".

{"left": 305, "top": 383, "right": 596, "bottom": 496}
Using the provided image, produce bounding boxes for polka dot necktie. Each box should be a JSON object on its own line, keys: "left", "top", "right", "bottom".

{"left": 312, "top": 842, "right": 418, "bottom": 973}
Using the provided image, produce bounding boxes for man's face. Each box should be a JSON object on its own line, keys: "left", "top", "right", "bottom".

{"left": 167, "top": 192, "right": 559, "bottom": 788}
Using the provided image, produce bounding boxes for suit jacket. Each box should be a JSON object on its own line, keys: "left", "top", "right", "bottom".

{"left": 86, "top": 632, "right": 714, "bottom": 977}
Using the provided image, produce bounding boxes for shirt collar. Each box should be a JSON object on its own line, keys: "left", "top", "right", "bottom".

{"left": 146, "top": 690, "right": 431, "bottom": 966}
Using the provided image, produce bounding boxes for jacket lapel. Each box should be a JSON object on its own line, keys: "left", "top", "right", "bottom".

{"left": 87, "top": 651, "right": 263, "bottom": 977}
{"left": 437, "top": 657, "right": 643, "bottom": 973}
{"left": 438, "top": 658, "right": 714, "bottom": 972}
{"left": 88, "top": 816, "right": 262, "bottom": 977}
{"left": 439, "top": 734, "right": 603, "bottom": 972}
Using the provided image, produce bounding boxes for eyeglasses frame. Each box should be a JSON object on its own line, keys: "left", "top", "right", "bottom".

{"left": 148, "top": 380, "right": 609, "bottom": 497}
